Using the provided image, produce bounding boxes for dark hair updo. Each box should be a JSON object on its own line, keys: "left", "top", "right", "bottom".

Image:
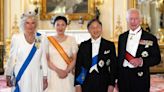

{"left": 51, "top": 16, "right": 68, "bottom": 25}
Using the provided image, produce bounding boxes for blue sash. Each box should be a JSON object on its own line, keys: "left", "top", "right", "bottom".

{"left": 14, "top": 33, "right": 41, "bottom": 92}
{"left": 75, "top": 55, "right": 98, "bottom": 85}
{"left": 91, "top": 55, "right": 98, "bottom": 67}
{"left": 76, "top": 67, "right": 87, "bottom": 85}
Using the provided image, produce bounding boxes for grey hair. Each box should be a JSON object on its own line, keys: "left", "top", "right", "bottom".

{"left": 126, "top": 8, "right": 142, "bottom": 22}
{"left": 20, "top": 11, "right": 38, "bottom": 31}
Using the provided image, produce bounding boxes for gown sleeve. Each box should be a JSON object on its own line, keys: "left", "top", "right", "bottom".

{"left": 71, "top": 36, "right": 78, "bottom": 54}
{"left": 5, "top": 34, "right": 18, "bottom": 76}
{"left": 40, "top": 35, "right": 48, "bottom": 77}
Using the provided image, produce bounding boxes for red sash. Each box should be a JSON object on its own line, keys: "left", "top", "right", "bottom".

{"left": 125, "top": 51, "right": 135, "bottom": 62}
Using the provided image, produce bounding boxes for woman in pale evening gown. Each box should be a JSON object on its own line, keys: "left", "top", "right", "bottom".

{"left": 5, "top": 11, "right": 48, "bottom": 92}
{"left": 45, "top": 16, "right": 78, "bottom": 92}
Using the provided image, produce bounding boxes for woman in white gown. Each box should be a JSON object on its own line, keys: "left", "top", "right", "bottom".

{"left": 45, "top": 16, "right": 78, "bottom": 92}
{"left": 5, "top": 11, "right": 48, "bottom": 92}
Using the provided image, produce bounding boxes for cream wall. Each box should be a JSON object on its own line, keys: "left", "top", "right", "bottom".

{"left": 99, "top": 0, "right": 128, "bottom": 40}
{"left": 4, "top": 0, "right": 129, "bottom": 41}
{"left": 4, "top": 0, "right": 22, "bottom": 39}
{"left": 114, "top": 0, "right": 128, "bottom": 34}
{"left": 99, "top": 0, "right": 114, "bottom": 40}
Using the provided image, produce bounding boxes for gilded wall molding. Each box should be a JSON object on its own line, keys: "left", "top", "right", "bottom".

{"left": 112, "top": 0, "right": 115, "bottom": 40}
{"left": 9, "top": 0, "right": 11, "bottom": 38}
{"left": 128, "top": 0, "right": 136, "bottom": 8}
{"left": 0, "top": 0, "right": 4, "bottom": 74}
{"left": 0, "top": 0, "right": 4, "bottom": 42}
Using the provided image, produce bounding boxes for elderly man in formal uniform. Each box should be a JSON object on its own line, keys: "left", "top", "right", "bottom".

{"left": 117, "top": 8, "right": 161, "bottom": 92}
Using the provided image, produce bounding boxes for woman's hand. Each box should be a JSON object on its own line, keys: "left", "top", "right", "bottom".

{"left": 47, "top": 53, "right": 68, "bottom": 78}
{"left": 6, "top": 76, "right": 12, "bottom": 87}
{"left": 43, "top": 77, "right": 48, "bottom": 90}
{"left": 56, "top": 68, "right": 68, "bottom": 79}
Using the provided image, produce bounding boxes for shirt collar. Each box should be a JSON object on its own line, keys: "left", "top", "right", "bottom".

{"left": 129, "top": 26, "right": 141, "bottom": 35}
{"left": 91, "top": 36, "right": 101, "bottom": 44}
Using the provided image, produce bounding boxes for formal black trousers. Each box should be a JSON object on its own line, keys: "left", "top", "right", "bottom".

{"left": 118, "top": 67, "right": 150, "bottom": 92}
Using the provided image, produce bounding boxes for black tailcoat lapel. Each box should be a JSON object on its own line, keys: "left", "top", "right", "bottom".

{"left": 118, "top": 31, "right": 129, "bottom": 66}
{"left": 84, "top": 39, "right": 92, "bottom": 70}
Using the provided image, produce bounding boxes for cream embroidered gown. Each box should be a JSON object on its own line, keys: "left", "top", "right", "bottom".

{"left": 5, "top": 33, "right": 48, "bottom": 92}
{"left": 45, "top": 36, "right": 78, "bottom": 92}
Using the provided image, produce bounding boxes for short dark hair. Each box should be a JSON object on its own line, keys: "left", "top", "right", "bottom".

{"left": 87, "top": 18, "right": 102, "bottom": 29}
{"left": 52, "top": 16, "right": 68, "bottom": 25}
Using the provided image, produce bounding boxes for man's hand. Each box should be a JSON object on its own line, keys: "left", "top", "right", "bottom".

{"left": 75, "top": 85, "right": 82, "bottom": 92}
{"left": 108, "top": 85, "right": 114, "bottom": 92}
{"left": 129, "top": 58, "right": 143, "bottom": 68}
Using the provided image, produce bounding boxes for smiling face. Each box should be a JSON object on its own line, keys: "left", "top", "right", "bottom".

{"left": 88, "top": 20, "right": 102, "bottom": 40}
{"left": 127, "top": 10, "right": 141, "bottom": 31}
{"left": 54, "top": 19, "right": 67, "bottom": 35}
{"left": 24, "top": 17, "right": 37, "bottom": 33}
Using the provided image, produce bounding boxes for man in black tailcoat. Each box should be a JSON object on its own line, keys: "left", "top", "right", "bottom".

{"left": 117, "top": 8, "right": 161, "bottom": 92}
{"left": 75, "top": 19, "right": 117, "bottom": 92}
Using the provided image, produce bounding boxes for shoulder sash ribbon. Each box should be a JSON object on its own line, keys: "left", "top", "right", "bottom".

{"left": 14, "top": 33, "right": 41, "bottom": 92}
{"left": 76, "top": 67, "right": 87, "bottom": 85}
{"left": 125, "top": 51, "right": 135, "bottom": 62}
{"left": 47, "top": 36, "right": 71, "bottom": 65}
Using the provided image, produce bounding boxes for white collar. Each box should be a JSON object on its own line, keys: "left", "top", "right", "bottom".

{"left": 129, "top": 26, "right": 141, "bottom": 35}
{"left": 91, "top": 36, "right": 101, "bottom": 44}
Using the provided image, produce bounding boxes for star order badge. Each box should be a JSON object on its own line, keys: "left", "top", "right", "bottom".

{"left": 141, "top": 51, "right": 149, "bottom": 58}
{"left": 137, "top": 71, "right": 143, "bottom": 77}
{"left": 98, "top": 60, "right": 105, "bottom": 68}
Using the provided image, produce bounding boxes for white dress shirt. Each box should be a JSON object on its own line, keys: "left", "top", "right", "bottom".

{"left": 92, "top": 37, "right": 101, "bottom": 58}
{"left": 123, "top": 26, "right": 142, "bottom": 68}
{"left": 89, "top": 37, "right": 101, "bottom": 73}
